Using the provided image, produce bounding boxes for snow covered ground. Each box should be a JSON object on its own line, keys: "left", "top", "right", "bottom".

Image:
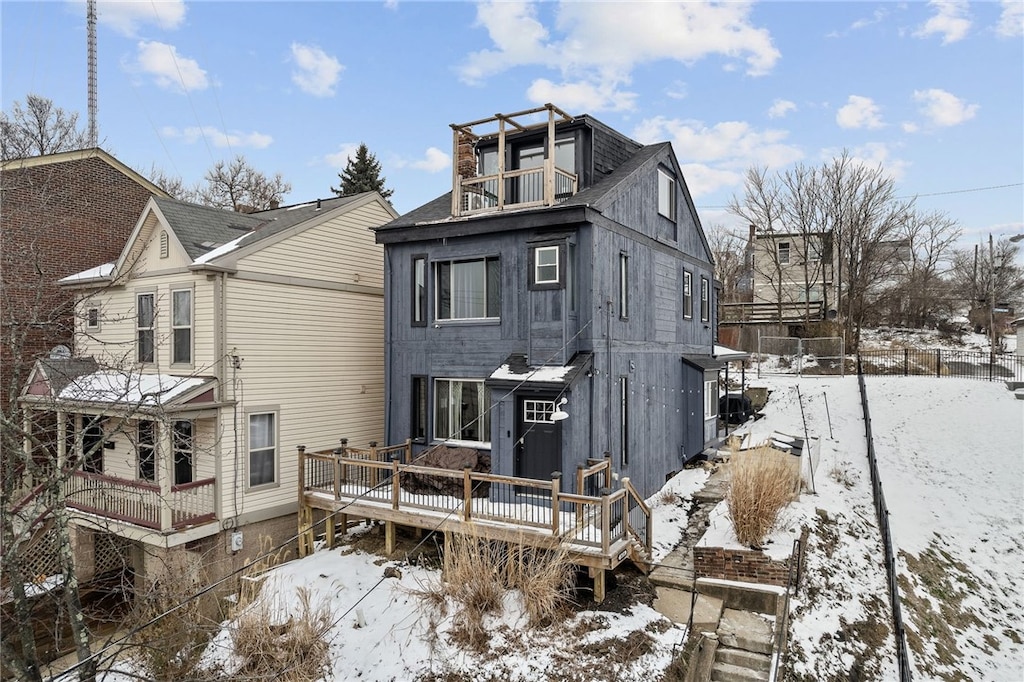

{"left": 86, "top": 370, "right": 1022, "bottom": 681}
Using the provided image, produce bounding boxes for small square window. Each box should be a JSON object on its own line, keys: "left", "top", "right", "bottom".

{"left": 532, "top": 245, "right": 560, "bottom": 287}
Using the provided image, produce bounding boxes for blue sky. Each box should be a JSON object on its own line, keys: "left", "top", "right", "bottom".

{"left": 3, "top": 0, "right": 1022, "bottom": 250}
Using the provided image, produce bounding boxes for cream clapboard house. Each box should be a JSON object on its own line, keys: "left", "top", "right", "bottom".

{"left": 20, "top": 192, "right": 396, "bottom": 584}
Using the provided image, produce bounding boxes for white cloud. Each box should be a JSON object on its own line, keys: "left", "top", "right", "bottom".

{"left": 459, "top": 0, "right": 780, "bottom": 92}
{"left": 851, "top": 8, "right": 889, "bottom": 31}
{"left": 632, "top": 117, "right": 803, "bottom": 197}
{"left": 290, "top": 43, "right": 343, "bottom": 97}
{"left": 901, "top": 121, "right": 920, "bottom": 133}
{"left": 88, "top": 0, "right": 186, "bottom": 36}
{"left": 325, "top": 143, "right": 362, "bottom": 169}
{"left": 394, "top": 147, "right": 451, "bottom": 173}
{"left": 996, "top": 0, "right": 1024, "bottom": 37}
{"left": 836, "top": 95, "right": 884, "bottom": 129}
{"left": 526, "top": 78, "right": 637, "bottom": 112}
{"left": 131, "top": 41, "right": 208, "bottom": 92}
{"left": 767, "top": 99, "right": 796, "bottom": 119}
{"left": 913, "top": 88, "right": 978, "bottom": 127}
{"left": 914, "top": 0, "right": 971, "bottom": 44}
{"left": 163, "top": 126, "right": 272, "bottom": 149}
{"left": 665, "top": 80, "right": 688, "bottom": 100}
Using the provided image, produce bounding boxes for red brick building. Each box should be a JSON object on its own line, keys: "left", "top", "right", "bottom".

{"left": 1, "top": 148, "right": 167, "bottom": 405}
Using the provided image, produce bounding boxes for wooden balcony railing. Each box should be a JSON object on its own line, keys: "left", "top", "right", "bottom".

{"left": 456, "top": 167, "right": 578, "bottom": 216}
{"left": 65, "top": 471, "right": 216, "bottom": 531}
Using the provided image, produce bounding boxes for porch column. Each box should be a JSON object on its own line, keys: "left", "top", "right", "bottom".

{"left": 56, "top": 409, "right": 66, "bottom": 470}
{"left": 157, "top": 420, "right": 173, "bottom": 530}
{"left": 21, "top": 409, "right": 32, "bottom": 459}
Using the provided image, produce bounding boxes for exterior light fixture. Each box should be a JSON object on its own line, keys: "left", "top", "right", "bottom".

{"left": 551, "top": 397, "right": 569, "bottom": 421}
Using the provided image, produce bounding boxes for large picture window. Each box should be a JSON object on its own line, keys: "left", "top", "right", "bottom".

{"left": 249, "top": 413, "right": 277, "bottom": 487}
{"left": 436, "top": 257, "right": 500, "bottom": 320}
{"left": 434, "top": 379, "right": 490, "bottom": 444}
{"left": 171, "top": 289, "right": 192, "bottom": 365}
{"left": 137, "top": 293, "right": 154, "bottom": 363}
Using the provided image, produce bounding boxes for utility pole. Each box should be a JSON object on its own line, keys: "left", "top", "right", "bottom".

{"left": 989, "top": 234, "right": 996, "bottom": 355}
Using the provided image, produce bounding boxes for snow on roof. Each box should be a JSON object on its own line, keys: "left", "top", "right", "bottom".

{"left": 59, "top": 262, "right": 115, "bottom": 283}
{"left": 58, "top": 371, "right": 210, "bottom": 406}
{"left": 489, "top": 363, "right": 575, "bottom": 383}
{"left": 714, "top": 344, "right": 749, "bottom": 360}
{"left": 193, "top": 233, "right": 246, "bottom": 264}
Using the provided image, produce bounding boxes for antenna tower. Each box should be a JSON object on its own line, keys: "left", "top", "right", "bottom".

{"left": 87, "top": 0, "right": 97, "bottom": 147}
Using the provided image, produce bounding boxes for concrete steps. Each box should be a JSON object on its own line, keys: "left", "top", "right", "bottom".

{"left": 711, "top": 660, "right": 769, "bottom": 682}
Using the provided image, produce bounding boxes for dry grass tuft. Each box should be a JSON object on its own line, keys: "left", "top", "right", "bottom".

{"left": 726, "top": 444, "right": 801, "bottom": 547}
{"left": 410, "top": 526, "right": 575, "bottom": 651}
{"left": 231, "top": 586, "right": 333, "bottom": 682}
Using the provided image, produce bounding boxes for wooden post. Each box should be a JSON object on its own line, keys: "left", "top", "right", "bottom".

{"left": 369, "top": 441, "right": 379, "bottom": 487}
{"left": 551, "top": 471, "right": 562, "bottom": 535}
{"left": 451, "top": 126, "right": 460, "bottom": 217}
{"left": 385, "top": 520, "right": 396, "bottom": 556}
{"left": 545, "top": 105, "right": 556, "bottom": 205}
{"left": 404, "top": 438, "right": 412, "bottom": 463}
{"left": 391, "top": 456, "right": 400, "bottom": 510}
{"left": 600, "top": 487, "right": 611, "bottom": 556}
{"left": 463, "top": 467, "right": 473, "bottom": 521}
{"left": 497, "top": 119, "right": 506, "bottom": 209}
{"left": 592, "top": 567, "right": 606, "bottom": 603}
{"left": 575, "top": 464, "right": 585, "bottom": 528}
{"left": 297, "top": 445, "right": 306, "bottom": 505}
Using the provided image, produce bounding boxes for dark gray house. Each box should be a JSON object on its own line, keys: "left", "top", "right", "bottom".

{"left": 374, "top": 104, "right": 718, "bottom": 498}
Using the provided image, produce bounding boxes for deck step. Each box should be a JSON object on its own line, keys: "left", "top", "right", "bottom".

{"left": 717, "top": 608, "right": 774, "bottom": 655}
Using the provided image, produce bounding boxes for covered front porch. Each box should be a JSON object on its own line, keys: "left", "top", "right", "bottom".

{"left": 297, "top": 440, "right": 652, "bottom": 602}
{"left": 18, "top": 358, "right": 221, "bottom": 534}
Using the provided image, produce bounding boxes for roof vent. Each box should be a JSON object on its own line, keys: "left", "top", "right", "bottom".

{"left": 316, "top": 198, "right": 321, "bottom": 210}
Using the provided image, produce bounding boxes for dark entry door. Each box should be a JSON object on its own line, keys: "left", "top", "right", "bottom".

{"left": 515, "top": 397, "right": 562, "bottom": 488}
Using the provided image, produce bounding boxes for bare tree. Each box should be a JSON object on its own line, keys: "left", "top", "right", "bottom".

{"left": 706, "top": 224, "right": 748, "bottom": 303}
{"left": 145, "top": 165, "right": 202, "bottom": 204}
{"left": 197, "top": 155, "right": 292, "bottom": 212}
{"left": 949, "top": 237, "right": 1024, "bottom": 346}
{"left": 1, "top": 94, "right": 91, "bottom": 161}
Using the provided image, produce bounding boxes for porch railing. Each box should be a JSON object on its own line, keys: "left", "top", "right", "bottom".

{"left": 65, "top": 471, "right": 216, "bottom": 531}
{"left": 300, "top": 448, "right": 651, "bottom": 562}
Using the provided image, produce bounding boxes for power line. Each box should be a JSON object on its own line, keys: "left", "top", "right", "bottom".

{"left": 697, "top": 182, "right": 1024, "bottom": 211}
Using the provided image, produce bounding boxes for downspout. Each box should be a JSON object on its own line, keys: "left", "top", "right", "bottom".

{"left": 383, "top": 248, "right": 393, "bottom": 445}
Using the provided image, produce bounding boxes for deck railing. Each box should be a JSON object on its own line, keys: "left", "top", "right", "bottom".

{"left": 299, "top": 447, "right": 650, "bottom": 562}
{"left": 65, "top": 471, "right": 216, "bottom": 531}
{"left": 457, "top": 167, "right": 577, "bottom": 216}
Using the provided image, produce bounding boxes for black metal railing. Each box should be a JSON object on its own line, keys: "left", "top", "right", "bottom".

{"left": 858, "top": 348, "right": 1024, "bottom": 381}
{"left": 857, "top": 360, "right": 913, "bottom": 681}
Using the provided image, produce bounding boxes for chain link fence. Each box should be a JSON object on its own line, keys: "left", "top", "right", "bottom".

{"left": 757, "top": 336, "right": 846, "bottom": 377}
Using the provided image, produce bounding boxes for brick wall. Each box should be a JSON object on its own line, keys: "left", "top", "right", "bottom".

{"left": 1, "top": 153, "right": 157, "bottom": 403}
{"left": 693, "top": 546, "right": 792, "bottom": 587}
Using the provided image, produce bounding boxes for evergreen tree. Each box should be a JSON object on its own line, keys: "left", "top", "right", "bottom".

{"left": 331, "top": 143, "right": 393, "bottom": 200}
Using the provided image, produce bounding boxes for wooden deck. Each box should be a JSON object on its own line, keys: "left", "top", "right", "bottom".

{"left": 297, "top": 442, "right": 652, "bottom": 602}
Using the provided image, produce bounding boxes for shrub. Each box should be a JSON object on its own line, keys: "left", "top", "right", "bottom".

{"left": 726, "top": 444, "right": 801, "bottom": 547}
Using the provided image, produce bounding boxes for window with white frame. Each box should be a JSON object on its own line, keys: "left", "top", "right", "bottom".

{"left": 249, "top": 412, "right": 277, "bottom": 487}
{"left": 172, "top": 420, "right": 194, "bottom": 485}
{"left": 86, "top": 306, "right": 100, "bottom": 331}
{"left": 137, "top": 293, "right": 155, "bottom": 363}
{"left": 523, "top": 399, "right": 556, "bottom": 423}
{"left": 777, "top": 241, "right": 791, "bottom": 265}
{"left": 138, "top": 421, "right": 156, "bottom": 482}
{"left": 435, "top": 257, "right": 500, "bottom": 320}
{"left": 533, "top": 245, "right": 560, "bottom": 286}
{"left": 700, "top": 276, "right": 710, "bottom": 322}
{"left": 704, "top": 379, "right": 718, "bottom": 420}
{"left": 619, "top": 253, "right": 629, "bottom": 319}
{"left": 683, "top": 271, "right": 693, "bottom": 319}
{"left": 171, "top": 288, "right": 192, "bottom": 365}
{"left": 434, "top": 379, "right": 490, "bottom": 444}
{"left": 658, "top": 167, "right": 676, "bottom": 220}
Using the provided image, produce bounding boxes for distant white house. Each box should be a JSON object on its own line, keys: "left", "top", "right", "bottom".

{"left": 19, "top": 192, "right": 397, "bottom": 586}
{"left": 1013, "top": 317, "right": 1024, "bottom": 357}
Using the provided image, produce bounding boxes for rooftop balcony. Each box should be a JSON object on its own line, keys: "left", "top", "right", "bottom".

{"left": 451, "top": 103, "right": 578, "bottom": 218}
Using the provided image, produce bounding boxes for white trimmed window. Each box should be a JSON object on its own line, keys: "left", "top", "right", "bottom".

{"left": 704, "top": 380, "right": 718, "bottom": 420}
{"left": 86, "top": 306, "right": 100, "bottom": 331}
{"left": 700, "top": 276, "right": 710, "bottom": 322}
{"left": 683, "top": 271, "right": 693, "bottom": 319}
{"left": 136, "top": 293, "right": 155, "bottom": 363}
{"left": 138, "top": 421, "right": 156, "bottom": 482}
{"left": 172, "top": 420, "right": 194, "bottom": 485}
{"left": 434, "top": 379, "right": 490, "bottom": 444}
{"left": 658, "top": 168, "right": 676, "bottom": 220}
{"left": 523, "top": 399, "right": 556, "bottom": 423}
{"left": 534, "top": 245, "right": 560, "bottom": 285}
{"left": 171, "top": 288, "right": 192, "bottom": 365}
{"left": 777, "top": 241, "right": 791, "bottom": 265}
{"left": 249, "top": 412, "right": 277, "bottom": 487}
